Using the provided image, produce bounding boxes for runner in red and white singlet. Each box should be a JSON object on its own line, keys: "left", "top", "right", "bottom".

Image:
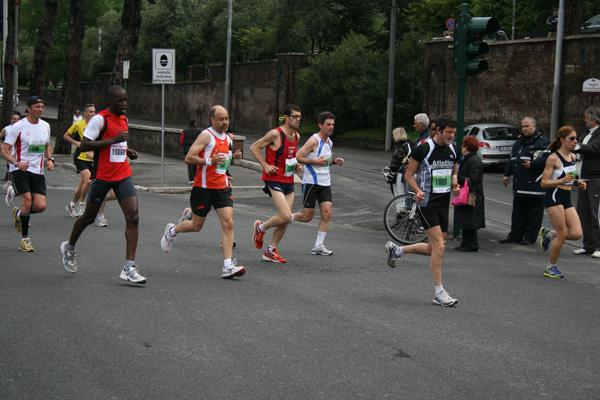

{"left": 160, "top": 105, "right": 246, "bottom": 279}
{"left": 249, "top": 104, "right": 303, "bottom": 264}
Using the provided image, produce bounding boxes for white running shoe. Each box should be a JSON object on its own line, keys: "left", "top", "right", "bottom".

{"left": 76, "top": 203, "right": 86, "bottom": 217}
{"left": 574, "top": 248, "right": 589, "bottom": 255}
{"left": 592, "top": 251, "right": 600, "bottom": 258}
{"left": 60, "top": 241, "right": 77, "bottom": 273}
{"left": 5, "top": 186, "right": 15, "bottom": 207}
{"left": 66, "top": 203, "right": 77, "bottom": 217}
{"left": 222, "top": 259, "right": 246, "bottom": 279}
{"left": 178, "top": 207, "right": 192, "bottom": 224}
{"left": 95, "top": 216, "right": 108, "bottom": 227}
{"left": 433, "top": 290, "right": 458, "bottom": 307}
{"left": 311, "top": 244, "right": 333, "bottom": 256}
{"left": 385, "top": 241, "right": 400, "bottom": 268}
{"left": 161, "top": 223, "right": 175, "bottom": 252}
{"left": 119, "top": 266, "right": 146, "bottom": 284}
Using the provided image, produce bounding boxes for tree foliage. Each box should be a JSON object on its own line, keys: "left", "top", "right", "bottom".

{"left": 11, "top": 0, "right": 600, "bottom": 132}
{"left": 297, "top": 33, "right": 388, "bottom": 131}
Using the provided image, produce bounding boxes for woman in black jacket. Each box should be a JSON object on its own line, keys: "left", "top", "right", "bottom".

{"left": 455, "top": 136, "right": 485, "bottom": 251}
{"left": 388, "top": 127, "right": 412, "bottom": 204}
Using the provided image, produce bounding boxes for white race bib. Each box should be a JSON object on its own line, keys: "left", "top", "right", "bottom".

{"left": 284, "top": 157, "right": 297, "bottom": 177}
{"left": 110, "top": 142, "right": 127, "bottom": 163}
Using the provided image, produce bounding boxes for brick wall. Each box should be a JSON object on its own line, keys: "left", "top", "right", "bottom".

{"left": 423, "top": 34, "right": 600, "bottom": 134}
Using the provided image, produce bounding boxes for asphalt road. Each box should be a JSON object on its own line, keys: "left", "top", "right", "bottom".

{"left": 1, "top": 115, "right": 599, "bottom": 398}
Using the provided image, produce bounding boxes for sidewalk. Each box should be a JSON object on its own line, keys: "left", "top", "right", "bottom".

{"left": 50, "top": 151, "right": 268, "bottom": 193}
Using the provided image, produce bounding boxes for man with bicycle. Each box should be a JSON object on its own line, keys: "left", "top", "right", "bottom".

{"left": 385, "top": 113, "right": 460, "bottom": 307}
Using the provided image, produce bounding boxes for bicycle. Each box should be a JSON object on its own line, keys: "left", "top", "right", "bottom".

{"left": 383, "top": 193, "right": 427, "bottom": 244}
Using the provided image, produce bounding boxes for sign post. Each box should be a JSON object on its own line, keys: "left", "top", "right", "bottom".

{"left": 152, "top": 48, "right": 176, "bottom": 185}
{"left": 583, "top": 78, "right": 600, "bottom": 105}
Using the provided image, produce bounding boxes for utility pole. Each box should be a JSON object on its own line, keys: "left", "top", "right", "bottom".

{"left": 224, "top": 0, "right": 232, "bottom": 111}
{"left": 549, "top": 0, "right": 565, "bottom": 141}
{"left": 384, "top": 0, "right": 397, "bottom": 151}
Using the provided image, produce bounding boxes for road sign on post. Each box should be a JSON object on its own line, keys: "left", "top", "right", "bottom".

{"left": 152, "top": 48, "right": 176, "bottom": 84}
{"left": 152, "top": 48, "right": 176, "bottom": 185}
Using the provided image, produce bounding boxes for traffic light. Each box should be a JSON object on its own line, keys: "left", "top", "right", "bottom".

{"left": 465, "top": 17, "right": 499, "bottom": 76}
{"left": 453, "top": 4, "right": 499, "bottom": 79}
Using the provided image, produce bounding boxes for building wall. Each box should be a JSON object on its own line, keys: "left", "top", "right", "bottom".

{"left": 34, "top": 53, "right": 311, "bottom": 136}
{"left": 423, "top": 34, "right": 600, "bottom": 134}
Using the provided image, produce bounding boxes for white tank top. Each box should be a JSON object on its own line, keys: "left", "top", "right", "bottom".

{"left": 302, "top": 134, "right": 333, "bottom": 186}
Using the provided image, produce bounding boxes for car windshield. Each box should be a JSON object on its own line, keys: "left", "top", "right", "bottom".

{"left": 483, "top": 127, "right": 519, "bottom": 140}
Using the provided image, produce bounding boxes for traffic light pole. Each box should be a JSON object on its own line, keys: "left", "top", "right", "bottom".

{"left": 453, "top": 4, "right": 469, "bottom": 237}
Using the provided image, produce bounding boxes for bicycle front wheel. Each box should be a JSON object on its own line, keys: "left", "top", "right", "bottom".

{"left": 383, "top": 194, "right": 427, "bottom": 245}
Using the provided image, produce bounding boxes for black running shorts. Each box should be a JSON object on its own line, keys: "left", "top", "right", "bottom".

{"left": 87, "top": 176, "right": 136, "bottom": 205}
{"left": 544, "top": 187, "right": 573, "bottom": 209}
{"left": 190, "top": 187, "right": 233, "bottom": 217}
{"left": 74, "top": 158, "right": 92, "bottom": 173}
{"left": 11, "top": 170, "right": 46, "bottom": 196}
{"left": 417, "top": 204, "right": 449, "bottom": 232}
{"left": 301, "top": 184, "right": 332, "bottom": 209}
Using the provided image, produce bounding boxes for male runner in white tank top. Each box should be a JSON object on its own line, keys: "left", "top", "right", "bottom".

{"left": 292, "top": 111, "right": 344, "bottom": 255}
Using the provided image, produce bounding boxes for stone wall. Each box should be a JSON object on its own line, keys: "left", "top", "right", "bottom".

{"left": 423, "top": 34, "right": 600, "bottom": 134}
{"left": 34, "top": 53, "right": 311, "bottom": 136}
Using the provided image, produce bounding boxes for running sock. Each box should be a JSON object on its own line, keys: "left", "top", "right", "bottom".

{"left": 224, "top": 258, "right": 232, "bottom": 268}
{"left": 259, "top": 223, "right": 266, "bottom": 232}
{"left": 549, "top": 263, "right": 557, "bottom": 268}
{"left": 70, "top": 201, "right": 76, "bottom": 207}
{"left": 66, "top": 243, "right": 76, "bottom": 252}
{"left": 289, "top": 214, "right": 294, "bottom": 224}
{"left": 435, "top": 285, "right": 445, "bottom": 295}
{"left": 267, "top": 245, "right": 275, "bottom": 253}
{"left": 97, "top": 214, "right": 104, "bottom": 219}
{"left": 125, "top": 260, "right": 135, "bottom": 268}
{"left": 20, "top": 213, "right": 30, "bottom": 236}
{"left": 169, "top": 226, "right": 176, "bottom": 237}
{"left": 315, "top": 231, "right": 327, "bottom": 248}
{"left": 394, "top": 246, "right": 404, "bottom": 257}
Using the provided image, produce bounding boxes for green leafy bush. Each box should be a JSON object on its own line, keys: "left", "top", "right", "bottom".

{"left": 296, "top": 33, "right": 388, "bottom": 132}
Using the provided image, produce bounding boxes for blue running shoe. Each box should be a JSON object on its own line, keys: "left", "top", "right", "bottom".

{"left": 544, "top": 265, "right": 564, "bottom": 278}
{"left": 539, "top": 227, "right": 552, "bottom": 251}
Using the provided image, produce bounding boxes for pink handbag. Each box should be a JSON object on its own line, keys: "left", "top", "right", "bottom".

{"left": 451, "top": 178, "right": 475, "bottom": 207}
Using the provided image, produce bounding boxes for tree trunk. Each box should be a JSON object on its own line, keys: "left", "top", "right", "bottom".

{"left": 29, "top": 0, "right": 59, "bottom": 97}
{"left": 564, "top": 0, "right": 585, "bottom": 36}
{"left": 109, "top": 0, "right": 143, "bottom": 88}
{"left": 1, "top": 0, "right": 16, "bottom": 127}
{"left": 55, "top": 0, "right": 86, "bottom": 154}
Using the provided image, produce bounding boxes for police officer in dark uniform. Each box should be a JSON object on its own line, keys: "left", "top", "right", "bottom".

{"left": 180, "top": 119, "right": 202, "bottom": 183}
{"left": 500, "top": 117, "right": 550, "bottom": 244}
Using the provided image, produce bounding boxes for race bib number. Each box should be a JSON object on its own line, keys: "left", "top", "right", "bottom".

{"left": 110, "top": 142, "right": 127, "bottom": 163}
{"left": 564, "top": 165, "right": 578, "bottom": 185}
{"left": 28, "top": 141, "right": 46, "bottom": 154}
{"left": 432, "top": 168, "right": 452, "bottom": 193}
{"left": 215, "top": 152, "right": 232, "bottom": 175}
{"left": 284, "top": 157, "right": 297, "bottom": 177}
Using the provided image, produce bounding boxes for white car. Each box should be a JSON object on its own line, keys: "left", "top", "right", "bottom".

{"left": 463, "top": 123, "right": 520, "bottom": 167}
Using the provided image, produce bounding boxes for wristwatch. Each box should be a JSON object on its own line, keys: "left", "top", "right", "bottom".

{"left": 12, "top": 160, "right": 17, "bottom": 167}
